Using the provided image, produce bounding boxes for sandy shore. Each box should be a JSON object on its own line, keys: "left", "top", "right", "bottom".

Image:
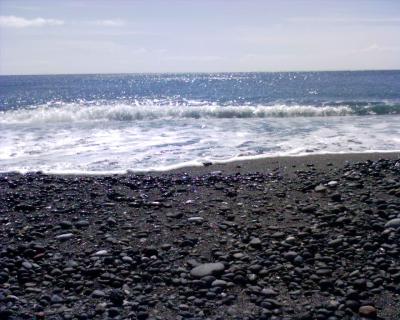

{"left": 1, "top": 152, "right": 400, "bottom": 319}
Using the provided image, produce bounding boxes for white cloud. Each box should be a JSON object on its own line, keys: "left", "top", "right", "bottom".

{"left": 0, "top": 15, "right": 64, "bottom": 28}
{"left": 92, "top": 19, "right": 125, "bottom": 27}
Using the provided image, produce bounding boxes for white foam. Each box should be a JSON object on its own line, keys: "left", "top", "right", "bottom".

{"left": 1, "top": 113, "right": 399, "bottom": 174}
{"left": 0, "top": 103, "right": 354, "bottom": 124}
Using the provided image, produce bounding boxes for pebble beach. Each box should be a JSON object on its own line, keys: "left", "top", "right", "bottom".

{"left": 1, "top": 152, "right": 400, "bottom": 319}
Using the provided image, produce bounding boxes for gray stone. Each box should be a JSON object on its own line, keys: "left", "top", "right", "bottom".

{"left": 327, "top": 181, "right": 338, "bottom": 187}
{"left": 188, "top": 217, "right": 204, "bottom": 222}
{"left": 93, "top": 250, "right": 108, "bottom": 256}
{"left": 384, "top": 218, "right": 400, "bottom": 229}
{"left": 92, "top": 290, "right": 106, "bottom": 298}
{"left": 211, "top": 279, "right": 227, "bottom": 287}
{"left": 249, "top": 237, "right": 262, "bottom": 248}
{"left": 75, "top": 220, "right": 89, "bottom": 228}
{"left": 55, "top": 233, "right": 74, "bottom": 240}
{"left": 190, "top": 262, "right": 225, "bottom": 278}
{"left": 122, "top": 256, "right": 133, "bottom": 263}
{"left": 315, "top": 184, "right": 327, "bottom": 192}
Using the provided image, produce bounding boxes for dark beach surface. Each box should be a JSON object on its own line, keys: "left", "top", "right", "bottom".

{"left": 1, "top": 152, "right": 400, "bottom": 320}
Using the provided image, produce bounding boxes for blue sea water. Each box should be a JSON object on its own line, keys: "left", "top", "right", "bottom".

{"left": 1, "top": 71, "right": 400, "bottom": 173}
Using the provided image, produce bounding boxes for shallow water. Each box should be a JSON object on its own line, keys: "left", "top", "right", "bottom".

{"left": 1, "top": 71, "right": 400, "bottom": 173}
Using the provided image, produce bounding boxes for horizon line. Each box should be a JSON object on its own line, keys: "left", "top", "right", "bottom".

{"left": 1, "top": 68, "right": 400, "bottom": 77}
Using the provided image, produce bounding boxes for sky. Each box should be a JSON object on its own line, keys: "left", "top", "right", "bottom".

{"left": 0, "top": 0, "right": 400, "bottom": 75}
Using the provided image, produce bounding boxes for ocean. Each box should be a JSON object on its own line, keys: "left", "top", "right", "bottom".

{"left": 1, "top": 70, "right": 400, "bottom": 174}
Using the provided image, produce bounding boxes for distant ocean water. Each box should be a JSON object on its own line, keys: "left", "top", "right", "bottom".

{"left": 1, "top": 71, "right": 400, "bottom": 174}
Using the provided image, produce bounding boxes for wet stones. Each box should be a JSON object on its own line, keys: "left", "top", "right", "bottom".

{"left": 1, "top": 158, "right": 400, "bottom": 319}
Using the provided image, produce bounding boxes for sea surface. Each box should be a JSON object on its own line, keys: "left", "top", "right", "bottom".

{"left": 1, "top": 71, "right": 400, "bottom": 174}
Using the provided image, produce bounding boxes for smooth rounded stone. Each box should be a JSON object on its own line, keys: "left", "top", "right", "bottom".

{"left": 59, "top": 220, "right": 73, "bottom": 229}
{"left": 315, "top": 184, "right": 327, "bottom": 192}
{"left": 95, "top": 302, "right": 107, "bottom": 312}
{"left": 166, "top": 212, "right": 183, "bottom": 219}
{"left": 122, "top": 256, "right": 133, "bottom": 263}
{"left": 161, "top": 243, "right": 172, "bottom": 250}
{"left": 249, "top": 238, "right": 262, "bottom": 248}
{"left": 92, "top": 250, "right": 108, "bottom": 256}
{"left": 233, "top": 252, "right": 245, "bottom": 259}
{"left": 92, "top": 290, "right": 106, "bottom": 298}
{"left": 261, "top": 288, "right": 278, "bottom": 297}
{"left": 327, "top": 181, "right": 338, "bottom": 187}
{"left": 106, "top": 217, "right": 117, "bottom": 225}
{"left": 384, "top": 218, "right": 400, "bottom": 229}
{"left": 283, "top": 251, "right": 298, "bottom": 261}
{"left": 211, "top": 279, "right": 228, "bottom": 287}
{"left": 50, "top": 294, "right": 64, "bottom": 304}
{"left": 75, "top": 220, "right": 89, "bottom": 228}
{"left": 285, "top": 236, "right": 296, "bottom": 243}
{"left": 22, "top": 261, "right": 33, "bottom": 269}
{"left": 55, "top": 233, "right": 74, "bottom": 241}
{"left": 190, "top": 262, "right": 225, "bottom": 278}
{"left": 358, "top": 305, "right": 377, "bottom": 318}
{"left": 271, "top": 232, "right": 285, "bottom": 239}
{"left": 188, "top": 216, "right": 204, "bottom": 222}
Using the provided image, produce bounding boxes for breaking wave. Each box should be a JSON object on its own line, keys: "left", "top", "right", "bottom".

{"left": 1, "top": 101, "right": 400, "bottom": 124}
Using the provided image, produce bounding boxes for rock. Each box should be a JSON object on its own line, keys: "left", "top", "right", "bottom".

{"left": 166, "top": 212, "right": 183, "bottom": 219}
{"left": 261, "top": 288, "right": 278, "bottom": 297}
{"left": 283, "top": 251, "right": 298, "bottom": 261}
{"left": 211, "top": 279, "right": 228, "bottom": 287}
{"left": 384, "top": 218, "right": 400, "bottom": 229}
{"left": 358, "top": 305, "right": 377, "bottom": 318}
{"left": 55, "top": 233, "right": 74, "bottom": 240}
{"left": 107, "top": 217, "right": 116, "bottom": 225}
{"left": 188, "top": 217, "right": 204, "bottom": 222}
{"left": 59, "top": 220, "right": 73, "bottom": 229}
{"left": 249, "top": 237, "right": 262, "bottom": 248}
{"left": 92, "top": 290, "right": 106, "bottom": 298}
{"left": 75, "top": 220, "right": 89, "bottom": 228}
{"left": 315, "top": 184, "right": 327, "bottom": 192}
{"left": 327, "top": 181, "right": 338, "bottom": 187}
{"left": 22, "top": 261, "right": 32, "bottom": 269}
{"left": 122, "top": 256, "right": 133, "bottom": 263}
{"left": 92, "top": 250, "right": 108, "bottom": 256}
{"left": 50, "top": 294, "right": 64, "bottom": 304}
{"left": 95, "top": 302, "right": 107, "bottom": 312}
{"left": 190, "top": 262, "right": 225, "bottom": 278}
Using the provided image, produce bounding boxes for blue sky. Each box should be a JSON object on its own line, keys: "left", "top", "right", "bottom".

{"left": 1, "top": 0, "right": 400, "bottom": 75}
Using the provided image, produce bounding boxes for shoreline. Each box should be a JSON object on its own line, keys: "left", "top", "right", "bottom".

{"left": 1, "top": 151, "right": 400, "bottom": 177}
{"left": 1, "top": 152, "right": 399, "bottom": 319}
